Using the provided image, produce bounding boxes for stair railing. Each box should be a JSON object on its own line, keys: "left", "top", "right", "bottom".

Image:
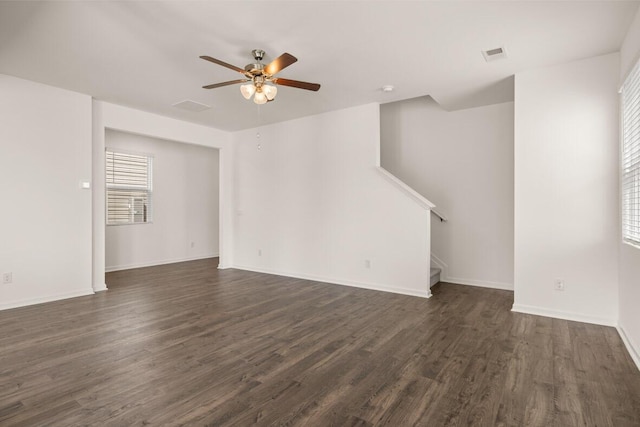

{"left": 431, "top": 209, "right": 447, "bottom": 222}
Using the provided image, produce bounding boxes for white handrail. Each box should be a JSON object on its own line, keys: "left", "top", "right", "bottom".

{"left": 375, "top": 167, "right": 435, "bottom": 210}
{"left": 431, "top": 209, "right": 447, "bottom": 222}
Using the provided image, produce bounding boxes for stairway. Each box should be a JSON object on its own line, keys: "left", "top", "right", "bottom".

{"left": 430, "top": 267, "right": 441, "bottom": 287}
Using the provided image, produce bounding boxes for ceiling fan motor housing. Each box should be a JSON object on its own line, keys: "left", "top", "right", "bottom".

{"left": 245, "top": 63, "right": 264, "bottom": 74}
{"left": 245, "top": 49, "right": 266, "bottom": 75}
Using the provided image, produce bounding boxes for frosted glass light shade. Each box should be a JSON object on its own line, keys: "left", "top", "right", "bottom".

{"left": 253, "top": 90, "right": 267, "bottom": 104}
{"left": 240, "top": 83, "right": 255, "bottom": 100}
{"left": 263, "top": 84, "right": 277, "bottom": 101}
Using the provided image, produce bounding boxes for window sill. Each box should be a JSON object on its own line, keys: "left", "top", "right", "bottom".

{"left": 106, "top": 221, "right": 154, "bottom": 227}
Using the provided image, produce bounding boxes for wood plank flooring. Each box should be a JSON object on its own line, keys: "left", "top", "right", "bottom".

{"left": 0, "top": 258, "right": 639, "bottom": 426}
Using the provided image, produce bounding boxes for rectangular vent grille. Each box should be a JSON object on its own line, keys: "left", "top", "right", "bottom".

{"left": 482, "top": 46, "right": 508, "bottom": 62}
{"left": 172, "top": 100, "right": 211, "bottom": 112}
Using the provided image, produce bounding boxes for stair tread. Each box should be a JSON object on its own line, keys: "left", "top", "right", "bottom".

{"left": 430, "top": 267, "right": 441, "bottom": 287}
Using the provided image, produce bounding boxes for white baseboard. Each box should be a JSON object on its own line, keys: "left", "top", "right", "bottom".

{"left": 105, "top": 254, "right": 219, "bottom": 272}
{"left": 231, "top": 264, "right": 432, "bottom": 299}
{"left": 511, "top": 303, "right": 617, "bottom": 327}
{"left": 617, "top": 324, "right": 640, "bottom": 371}
{"left": 93, "top": 283, "right": 108, "bottom": 292}
{"left": 0, "top": 288, "right": 95, "bottom": 311}
{"left": 445, "top": 276, "right": 514, "bottom": 291}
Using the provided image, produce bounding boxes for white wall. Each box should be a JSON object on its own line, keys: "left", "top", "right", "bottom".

{"left": 0, "top": 74, "right": 94, "bottom": 309}
{"left": 619, "top": 7, "right": 640, "bottom": 368}
{"left": 621, "top": 7, "right": 640, "bottom": 84}
{"left": 92, "top": 101, "right": 232, "bottom": 290}
{"left": 232, "top": 103, "right": 432, "bottom": 298}
{"left": 381, "top": 98, "right": 514, "bottom": 290}
{"left": 513, "top": 53, "right": 620, "bottom": 326}
{"left": 105, "top": 130, "right": 219, "bottom": 271}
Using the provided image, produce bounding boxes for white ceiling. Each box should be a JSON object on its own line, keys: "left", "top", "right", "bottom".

{"left": 0, "top": 1, "right": 638, "bottom": 131}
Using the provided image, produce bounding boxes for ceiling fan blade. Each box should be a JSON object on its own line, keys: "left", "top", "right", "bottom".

{"left": 200, "top": 55, "right": 246, "bottom": 74}
{"left": 264, "top": 53, "right": 297, "bottom": 76}
{"left": 202, "top": 79, "right": 249, "bottom": 89}
{"left": 273, "top": 78, "right": 321, "bottom": 91}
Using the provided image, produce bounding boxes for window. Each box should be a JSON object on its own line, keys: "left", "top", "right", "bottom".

{"left": 622, "top": 58, "right": 640, "bottom": 246}
{"left": 106, "top": 149, "right": 153, "bottom": 225}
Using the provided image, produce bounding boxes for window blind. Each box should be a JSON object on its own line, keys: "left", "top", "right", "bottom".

{"left": 622, "top": 58, "right": 640, "bottom": 246}
{"left": 106, "top": 150, "right": 153, "bottom": 225}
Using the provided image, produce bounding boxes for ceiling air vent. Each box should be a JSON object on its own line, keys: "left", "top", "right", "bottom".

{"left": 482, "top": 46, "right": 508, "bottom": 62}
{"left": 172, "top": 100, "right": 211, "bottom": 112}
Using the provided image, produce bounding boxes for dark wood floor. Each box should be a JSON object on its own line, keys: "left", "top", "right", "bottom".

{"left": 0, "top": 258, "right": 639, "bottom": 426}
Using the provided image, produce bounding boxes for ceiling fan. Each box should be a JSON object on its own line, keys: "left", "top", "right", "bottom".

{"left": 200, "top": 49, "right": 321, "bottom": 104}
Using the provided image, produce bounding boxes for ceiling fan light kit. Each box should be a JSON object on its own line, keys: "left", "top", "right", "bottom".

{"left": 200, "top": 49, "right": 320, "bottom": 105}
{"left": 240, "top": 83, "right": 256, "bottom": 99}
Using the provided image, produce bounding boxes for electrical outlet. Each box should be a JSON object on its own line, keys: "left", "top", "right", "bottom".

{"left": 554, "top": 279, "right": 564, "bottom": 291}
{"left": 190, "top": 241, "right": 195, "bottom": 248}
{"left": 258, "top": 249, "right": 262, "bottom": 256}
{"left": 364, "top": 259, "right": 371, "bottom": 269}
{"left": 2, "top": 272, "right": 12, "bottom": 284}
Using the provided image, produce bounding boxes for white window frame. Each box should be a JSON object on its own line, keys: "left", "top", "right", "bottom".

{"left": 106, "top": 148, "right": 154, "bottom": 226}
{"left": 621, "top": 57, "right": 640, "bottom": 248}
